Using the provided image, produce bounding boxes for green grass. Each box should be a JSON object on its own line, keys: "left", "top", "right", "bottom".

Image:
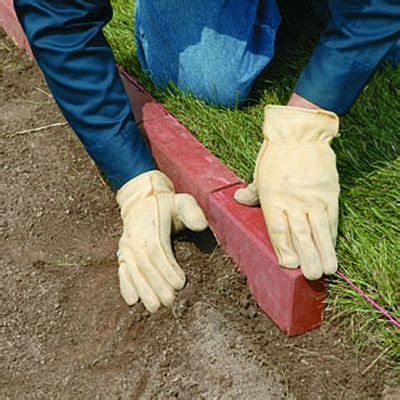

{"left": 105, "top": 0, "right": 400, "bottom": 365}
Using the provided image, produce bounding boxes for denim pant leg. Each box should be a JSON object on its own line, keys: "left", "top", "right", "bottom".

{"left": 14, "top": 0, "right": 155, "bottom": 188}
{"left": 135, "top": 0, "right": 281, "bottom": 107}
{"left": 310, "top": 0, "right": 400, "bottom": 65}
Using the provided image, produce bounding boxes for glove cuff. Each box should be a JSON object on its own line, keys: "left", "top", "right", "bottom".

{"left": 117, "top": 171, "right": 174, "bottom": 218}
{"left": 263, "top": 105, "right": 339, "bottom": 143}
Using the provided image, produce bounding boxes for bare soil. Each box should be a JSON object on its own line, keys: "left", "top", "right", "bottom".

{"left": 1, "top": 31, "right": 396, "bottom": 399}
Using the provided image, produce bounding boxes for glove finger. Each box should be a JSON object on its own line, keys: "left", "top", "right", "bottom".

{"left": 268, "top": 213, "right": 299, "bottom": 268}
{"left": 118, "top": 261, "right": 139, "bottom": 305}
{"left": 289, "top": 213, "right": 323, "bottom": 280}
{"left": 174, "top": 193, "right": 208, "bottom": 232}
{"left": 234, "top": 140, "right": 268, "bottom": 207}
{"left": 119, "top": 242, "right": 161, "bottom": 313}
{"left": 308, "top": 210, "right": 338, "bottom": 275}
{"left": 326, "top": 203, "right": 339, "bottom": 246}
{"left": 136, "top": 246, "right": 176, "bottom": 308}
{"left": 153, "top": 195, "right": 187, "bottom": 289}
{"left": 234, "top": 182, "right": 260, "bottom": 206}
{"left": 148, "top": 240, "right": 186, "bottom": 290}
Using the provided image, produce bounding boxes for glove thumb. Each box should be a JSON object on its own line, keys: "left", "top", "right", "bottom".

{"left": 234, "top": 181, "right": 260, "bottom": 206}
{"left": 173, "top": 194, "right": 208, "bottom": 232}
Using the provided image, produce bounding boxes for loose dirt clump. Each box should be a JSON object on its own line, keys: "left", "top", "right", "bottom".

{"left": 1, "top": 31, "right": 395, "bottom": 399}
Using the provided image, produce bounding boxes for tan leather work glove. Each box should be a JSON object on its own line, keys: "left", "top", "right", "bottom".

{"left": 234, "top": 106, "right": 340, "bottom": 280}
{"left": 116, "top": 171, "right": 208, "bottom": 312}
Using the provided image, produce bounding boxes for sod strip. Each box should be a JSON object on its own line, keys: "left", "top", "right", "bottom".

{"left": 119, "top": 69, "right": 326, "bottom": 336}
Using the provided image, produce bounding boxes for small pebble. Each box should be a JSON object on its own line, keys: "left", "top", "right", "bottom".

{"left": 246, "top": 305, "right": 257, "bottom": 319}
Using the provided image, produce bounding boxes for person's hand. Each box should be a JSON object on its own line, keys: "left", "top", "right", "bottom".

{"left": 234, "top": 106, "right": 340, "bottom": 280}
{"left": 116, "top": 171, "right": 208, "bottom": 312}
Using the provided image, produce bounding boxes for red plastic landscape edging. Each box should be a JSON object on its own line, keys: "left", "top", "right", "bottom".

{"left": 1, "top": 3, "right": 326, "bottom": 335}
{"left": 119, "top": 69, "right": 326, "bottom": 335}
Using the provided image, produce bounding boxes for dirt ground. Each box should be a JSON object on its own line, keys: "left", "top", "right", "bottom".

{"left": 1, "top": 31, "right": 397, "bottom": 399}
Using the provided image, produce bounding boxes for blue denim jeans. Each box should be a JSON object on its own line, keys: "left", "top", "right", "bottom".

{"left": 135, "top": 0, "right": 280, "bottom": 107}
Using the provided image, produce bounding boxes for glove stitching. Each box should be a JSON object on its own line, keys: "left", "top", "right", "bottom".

{"left": 282, "top": 210, "right": 296, "bottom": 253}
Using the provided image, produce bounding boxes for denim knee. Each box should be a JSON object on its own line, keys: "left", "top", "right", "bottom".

{"left": 177, "top": 67, "right": 250, "bottom": 108}
{"left": 134, "top": 0, "right": 280, "bottom": 108}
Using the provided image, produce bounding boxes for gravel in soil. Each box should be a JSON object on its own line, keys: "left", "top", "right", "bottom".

{"left": 1, "top": 31, "right": 396, "bottom": 399}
